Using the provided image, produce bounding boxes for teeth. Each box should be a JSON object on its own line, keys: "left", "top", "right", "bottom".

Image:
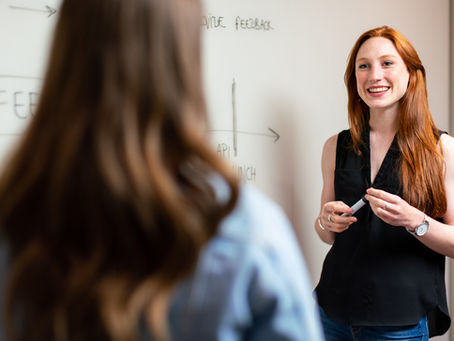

{"left": 368, "top": 87, "right": 389, "bottom": 93}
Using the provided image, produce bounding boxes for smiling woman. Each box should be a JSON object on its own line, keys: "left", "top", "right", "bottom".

{"left": 314, "top": 26, "right": 454, "bottom": 341}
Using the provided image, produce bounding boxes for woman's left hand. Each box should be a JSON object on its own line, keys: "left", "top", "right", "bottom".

{"left": 365, "top": 188, "right": 423, "bottom": 229}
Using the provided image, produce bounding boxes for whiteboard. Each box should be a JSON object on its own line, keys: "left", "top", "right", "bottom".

{"left": 0, "top": 0, "right": 450, "bottom": 289}
{"left": 201, "top": 0, "right": 450, "bottom": 288}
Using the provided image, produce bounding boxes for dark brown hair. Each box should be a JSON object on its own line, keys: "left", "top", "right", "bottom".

{"left": 0, "top": 0, "right": 238, "bottom": 340}
{"left": 344, "top": 26, "right": 446, "bottom": 217}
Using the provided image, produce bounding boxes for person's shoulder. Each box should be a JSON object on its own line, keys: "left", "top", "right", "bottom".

{"left": 208, "top": 176, "right": 294, "bottom": 249}
{"left": 440, "top": 133, "right": 454, "bottom": 165}
{"left": 219, "top": 185, "right": 291, "bottom": 242}
{"left": 440, "top": 132, "right": 454, "bottom": 148}
{"left": 322, "top": 130, "right": 349, "bottom": 169}
{"left": 441, "top": 133, "right": 454, "bottom": 157}
{"left": 323, "top": 134, "right": 338, "bottom": 155}
{"left": 191, "top": 185, "right": 300, "bottom": 291}
{"left": 217, "top": 184, "right": 307, "bottom": 275}
{"left": 239, "top": 185, "right": 282, "bottom": 217}
{"left": 324, "top": 133, "right": 338, "bottom": 147}
{"left": 323, "top": 129, "right": 350, "bottom": 153}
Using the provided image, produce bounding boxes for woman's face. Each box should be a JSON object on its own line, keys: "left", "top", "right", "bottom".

{"left": 355, "top": 37, "right": 410, "bottom": 113}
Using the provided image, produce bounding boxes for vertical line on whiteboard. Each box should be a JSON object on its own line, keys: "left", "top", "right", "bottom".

{"left": 232, "top": 78, "right": 238, "bottom": 157}
{"left": 0, "top": 90, "right": 6, "bottom": 105}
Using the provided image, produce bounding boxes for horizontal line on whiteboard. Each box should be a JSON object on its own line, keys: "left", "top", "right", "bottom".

{"left": 209, "top": 129, "right": 273, "bottom": 137}
{"left": 0, "top": 133, "right": 21, "bottom": 136}
{"left": 0, "top": 75, "right": 42, "bottom": 80}
{"left": 9, "top": 5, "right": 45, "bottom": 13}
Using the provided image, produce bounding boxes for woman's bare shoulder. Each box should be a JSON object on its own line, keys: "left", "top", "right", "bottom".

{"left": 441, "top": 133, "right": 454, "bottom": 156}
{"left": 322, "top": 134, "right": 338, "bottom": 155}
{"left": 440, "top": 133, "right": 454, "bottom": 171}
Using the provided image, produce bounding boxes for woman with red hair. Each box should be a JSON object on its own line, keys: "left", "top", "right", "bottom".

{"left": 314, "top": 26, "right": 453, "bottom": 340}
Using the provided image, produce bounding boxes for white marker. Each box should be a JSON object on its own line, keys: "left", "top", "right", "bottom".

{"left": 341, "top": 196, "right": 367, "bottom": 216}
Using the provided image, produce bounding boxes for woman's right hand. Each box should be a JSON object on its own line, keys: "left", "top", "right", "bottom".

{"left": 319, "top": 201, "right": 357, "bottom": 233}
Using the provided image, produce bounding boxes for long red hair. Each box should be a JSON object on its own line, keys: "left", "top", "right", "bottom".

{"left": 344, "top": 26, "right": 446, "bottom": 218}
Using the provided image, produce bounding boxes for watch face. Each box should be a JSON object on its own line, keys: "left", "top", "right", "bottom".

{"left": 416, "top": 223, "right": 428, "bottom": 236}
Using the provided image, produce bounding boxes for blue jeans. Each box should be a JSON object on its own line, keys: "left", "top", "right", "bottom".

{"left": 319, "top": 307, "right": 429, "bottom": 341}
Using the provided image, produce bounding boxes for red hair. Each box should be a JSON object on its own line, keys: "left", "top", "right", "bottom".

{"left": 344, "top": 26, "right": 446, "bottom": 217}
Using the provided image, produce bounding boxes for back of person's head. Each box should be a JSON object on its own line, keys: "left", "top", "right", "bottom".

{"left": 0, "top": 0, "right": 238, "bottom": 340}
{"left": 344, "top": 26, "right": 445, "bottom": 217}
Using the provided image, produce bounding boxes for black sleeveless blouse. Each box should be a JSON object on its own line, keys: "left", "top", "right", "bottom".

{"left": 315, "top": 128, "right": 450, "bottom": 337}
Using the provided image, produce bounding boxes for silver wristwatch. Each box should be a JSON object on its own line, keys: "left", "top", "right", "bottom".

{"left": 406, "top": 214, "right": 429, "bottom": 237}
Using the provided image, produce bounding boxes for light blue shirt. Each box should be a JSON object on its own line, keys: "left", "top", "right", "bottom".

{"left": 165, "top": 184, "right": 325, "bottom": 341}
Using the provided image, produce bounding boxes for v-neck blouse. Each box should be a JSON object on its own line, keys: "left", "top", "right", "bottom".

{"left": 315, "top": 128, "right": 450, "bottom": 338}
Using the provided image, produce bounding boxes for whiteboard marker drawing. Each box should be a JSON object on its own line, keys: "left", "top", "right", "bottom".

{"left": 232, "top": 78, "right": 238, "bottom": 157}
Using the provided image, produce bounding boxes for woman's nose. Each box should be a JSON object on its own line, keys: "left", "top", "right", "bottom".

{"left": 369, "top": 64, "right": 384, "bottom": 81}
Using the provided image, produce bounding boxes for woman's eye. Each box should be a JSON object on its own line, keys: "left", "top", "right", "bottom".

{"left": 384, "top": 61, "right": 393, "bottom": 66}
{"left": 358, "top": 64, "right": 367, "bottom": 69}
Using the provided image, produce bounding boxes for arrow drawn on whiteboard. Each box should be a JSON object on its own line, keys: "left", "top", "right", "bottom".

{"left": 9, "top": 5, "right": 57, "bottom": 18}
{"left": 209, "top": 77, "right": 280, "bottom": 155}
{"left": 267, "top": 128, "right": 280, "bottom": 142}
{"left": 209, "top": 128, "right": 280, "bottom": 142}
{"left": 0, "top": 74, "right": 42, "bottom": 80}
{"left": 0, "top": 133, "right": 21, "bottom": 136}
{"left": 232, "top": 79, "right": 238, "bottom": 157}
